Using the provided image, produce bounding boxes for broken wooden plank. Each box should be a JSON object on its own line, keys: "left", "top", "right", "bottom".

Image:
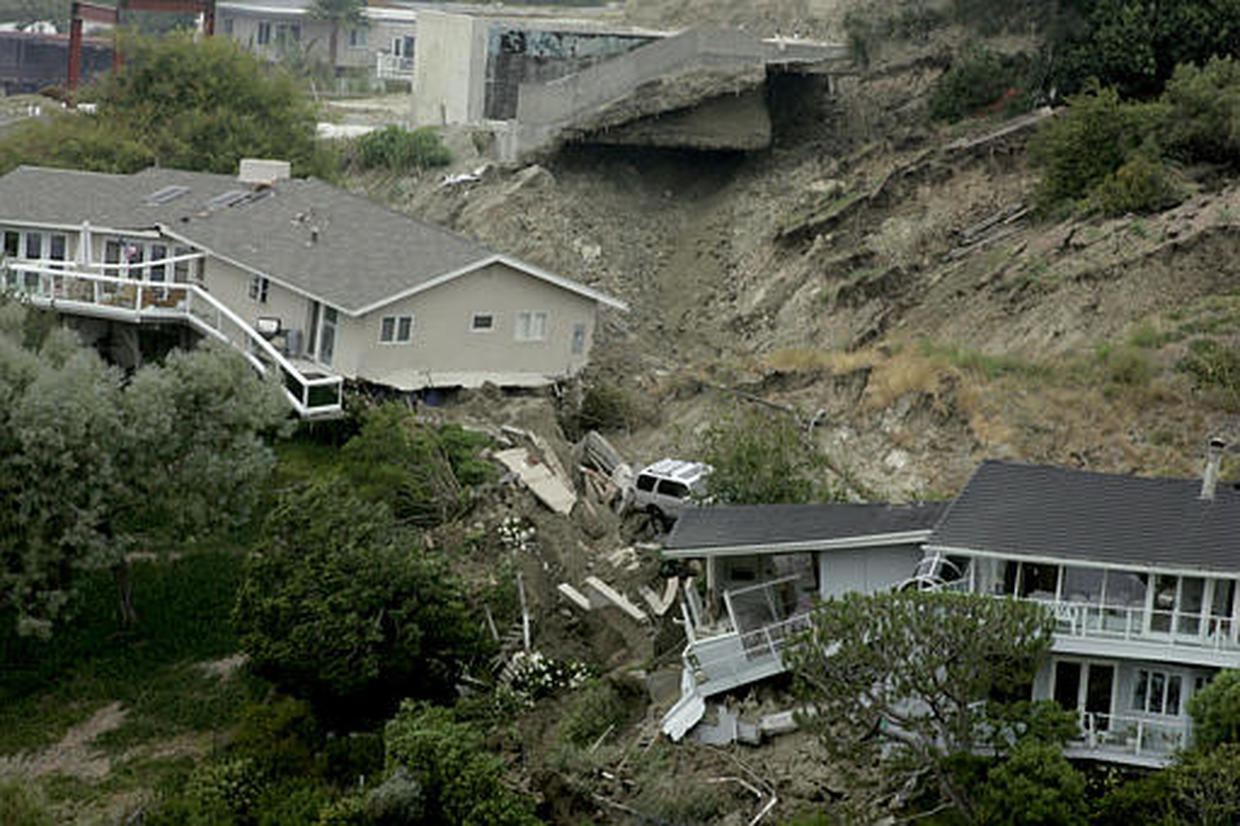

{"left": 493, "top": 448, "right": 577, "bottom": 515}
{"left": 639, "top": 577, "right": 679, "bottom": 616}
{"left": 557, "top": 582, "right": 593, "bottom": 612}
{"left": 584, "top": 576, "right": 648, "bottom": 622}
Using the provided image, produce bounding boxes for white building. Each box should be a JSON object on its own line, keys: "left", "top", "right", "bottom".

{"left": 0, "top": 163, "right": 626, "bottom": 418}
{"left": 660, "top": 450, "right": 1240, "bottom": 768}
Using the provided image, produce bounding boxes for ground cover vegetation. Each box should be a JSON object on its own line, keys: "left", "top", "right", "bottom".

{"left": 913, "top": 0, "right": 1240, "bottom": 217}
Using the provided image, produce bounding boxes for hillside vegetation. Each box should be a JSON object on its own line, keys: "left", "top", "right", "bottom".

{"left": 8, "top": 0, "right": 1240, "bottom": 823}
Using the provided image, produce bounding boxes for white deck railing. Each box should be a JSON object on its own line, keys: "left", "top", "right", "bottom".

{"left": 3, "top": 259, "right": 343, "bottom": 419}
{"left": 376, "top": 53, "right": 414, "bottom": 80}
{"left": 991, "top": 594, "right": 1240, "bottom": 653}
{"left": 1073, "top": 711, "right": 1189, "bottom": 761}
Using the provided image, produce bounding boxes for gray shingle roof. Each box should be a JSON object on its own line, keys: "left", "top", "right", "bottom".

{"left": 665, "top": 501, "right": 949, "bottom": 554}
{"left": 0, "top": 166, "right": 623, "bottom": 315}
{"left": 928, "top": 460, "right": 1240, "bottom": 574}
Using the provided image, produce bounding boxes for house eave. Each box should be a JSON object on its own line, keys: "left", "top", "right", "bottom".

{"left": 663, "top": 529, "right": 933, "bottom": 559}
{"left": 924, "top": 542, "right": 1240, "bottom": 580}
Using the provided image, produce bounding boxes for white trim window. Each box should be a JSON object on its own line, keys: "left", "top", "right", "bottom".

{"left": 256, "top": 21, "right": 271, "bottom": 45}
{"left": 379, "top": 314, "right": 414, "bottom": 344}
{"left": 248, "top": 275, "right": 269, "bottom": 303}
{"left": 1132, "top": 669, "right": 1183, "bottom": 716}
{"left": 470, "top": 312, "right": 495, "bottom": 333}
{"left": 514, "top": 310, "right": 547, "bottom": 342}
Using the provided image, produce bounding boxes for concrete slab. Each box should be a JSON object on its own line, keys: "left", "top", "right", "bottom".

{"left": 494, "top": 448, "right": 577, "bottom": 515}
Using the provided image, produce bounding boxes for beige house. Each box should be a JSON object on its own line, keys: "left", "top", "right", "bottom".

{"left": 0, "top": 163, "right": 627, "bottom": 417}
{"left": 217, "top": 0, "right": 417, "bottom": 82}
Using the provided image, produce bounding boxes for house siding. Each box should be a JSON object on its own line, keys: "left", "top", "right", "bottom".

{"left": 344, "top": 261, "right": 597, "bottom": 387}
{"left": 818, "top": 544, "right": 923, "bottom": 601}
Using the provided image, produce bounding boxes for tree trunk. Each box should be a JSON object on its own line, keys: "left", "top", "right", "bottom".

{"left": 329, "top": 25, "right": 339, "bottom": 77}
{"left": 113, "top": 559, "right": 138, "bottom": 628}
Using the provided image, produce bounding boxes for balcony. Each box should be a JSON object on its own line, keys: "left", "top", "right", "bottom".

{"left": 3, "top": 258, "right": 343, "bottom": 419}
{"left": 376, "top": 53, "right": 413, "bottom": 81}
{"left": 1065, "top": 711, "right": 1189, "bottom": 768}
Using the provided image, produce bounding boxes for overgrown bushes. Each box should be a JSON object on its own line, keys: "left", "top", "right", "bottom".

{"left": 0, "top": 33, "right": 329, "bottom": 178}
{"left": 349, "top": 126, "right": 452, "bottom": 172}
{"left": 699, "top": 406, "right": 843, "bottom": 504}
{"left": 929, "top": 49, "right": 1037, "bottom": 123}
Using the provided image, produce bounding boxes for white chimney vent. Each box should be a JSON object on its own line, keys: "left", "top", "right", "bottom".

{"left": 1201, "top": 437, "right": 1226, "bottom": 500}
{"left": 238, "top": 159, "right": 291, "bottom": 185}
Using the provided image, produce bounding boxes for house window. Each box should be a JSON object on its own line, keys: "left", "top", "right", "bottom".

{"left": 150, "top": 244, "right": 167, "bottom": 282}
{"left": 2, "top": 230, "right": 19, "bottom": 258}
{"left": 1132, "top": 669, "right": 1182, "bottom": 716}
{"left": 222, "top": 17, "right": 234, "bottom": 36}
{"left": 48, "top": 234, "right": 67, "bottom": 265}
{"left": 514, "top": 310, "right": 547, "bottom": 342}
{"left": 470, "top": 312, "right": 494, "bottom": 332}
{"left": 379, "top": 315, "right": 413, "bottom": 344}
{"left": 571, "top": 322, "right": 586, "bottom": 354}
{"left": 319, "top": 307, "right": 337, "bottom": 365}
{"left": 349, "top": 27, "right": 366, "bottom": 47}
{"left": 274, "top": 23, "right": 300, "bottom": 44}
{"left": 256, "top": 21, "right": 271, "bottom": 45}
{"left": 24, "top": 232, "right": 41, "bottom": 260}
{"left": 248, "top": 275, "right": 269, "bottom": 303}
{"left": 173, "top": 247, "right": 192, "bottom": 282}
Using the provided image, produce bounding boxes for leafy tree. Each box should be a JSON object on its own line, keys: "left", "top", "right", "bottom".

{"left": 1188, "top": 669, "right": 1240, "bottom": 750}
{"left": 1028, "top": 85, "right": 1158, "bottom": 211}
{"left": 0, "top": 306, "right": 288, "bottom": 635}
{"left": 382, "top": 701, "right": 541, "bottom": 826}
{"left": 1164, "top": 744, "right": 1240, "bottom": 826}
{"left": 785, "top": 591, "right": 1056, "bottom": 822}
{"left": 973, "top": 740, "right": 1088, "bottom": 826}
{"left": 339, "top": 403, "right": 492, "bottom": 527}
{"left": 309, "top": 0, "right": 366, "bottom": 76}
{"left": 0, "top": 32, "right": 329, "bottom": 177}
{"left": 232, "top": 480, "right": 488, "bottom": 723}
{"left": 698, "top": 406, "right": 842, "bottom": 504}
{"left": 1160, "top": 57, "right": 1240, "bottom": 165}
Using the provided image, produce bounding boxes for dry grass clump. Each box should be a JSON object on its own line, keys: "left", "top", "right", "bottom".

{"left": 863, "top": 350, "right": 952, "bottom": 409}
{"left": 761, "top": 348, "right": 882, "bottom": 373}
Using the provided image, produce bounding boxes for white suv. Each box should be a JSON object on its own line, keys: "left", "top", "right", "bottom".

{"left": 631, "top": 459, "right": 712, "bottom": 524}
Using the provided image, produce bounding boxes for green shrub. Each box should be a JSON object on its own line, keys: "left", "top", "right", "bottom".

{"left": 353, "top": 126, "right": 451, "bottom": 171}
{"left": 1097, "top": 343, "right": 1154, "bottom": 387}
{"left": 1029, "top": 86, "right": 1160, "bottom": 213}
{"left": 184, "top": 756, "right": 266, "bottom": 822}
{"left": 1091, "top": 153, "right": 1178, "bottom": 216}
{"left": 1189, "top": 669, "right": 1240, "bottom": 750}
{"left": 255, "top": 778, "right": 336, "bottom": 826}
{"left": 233, "top": 481, "right": 488, "bottom": 725}
{"left": 1178, "top": 338, "right": 1240, "bottom": 397}
{"left": 339, "top": 404, "right": 492, "bottom": 527}
{"left": 558, "top": 678, "right": 632, "bottom": 747}
{"left": 974, "top": 741, "right": 1088, "bottom": 826}
{"left": 232, "top": 697, "right": 321, "bottom": 779}
{"left": 1161, "top": 57, "right": 1240, "bottom": 165}
{"left": 383, "top": 701, "right": 540, "bottom": 826}
{"left": 700, "top": 406, "right": 842, "bottom": 504}
{"left": 322, "top": 732, "right": 385, "bottom": 789}
{"left": 0, "top": 781, "right": 52, "bottom": 826}
{"left": 929, "top": 48, "right": 1033, "bottom": 123}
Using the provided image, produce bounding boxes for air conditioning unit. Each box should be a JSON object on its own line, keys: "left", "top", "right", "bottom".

{"left": 284, "top": 328, "right": 304, "bottom": 358}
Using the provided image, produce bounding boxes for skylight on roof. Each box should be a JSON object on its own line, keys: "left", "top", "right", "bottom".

{"left": 206, "top": 190, "right": 249, "bottom": 210}
{"left": 144, "top": 185, "right": 190, "bottom": 205}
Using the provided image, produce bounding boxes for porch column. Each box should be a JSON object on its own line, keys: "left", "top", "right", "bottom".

{"left": 706, "top": 556, "right": 718, "bottom": 624}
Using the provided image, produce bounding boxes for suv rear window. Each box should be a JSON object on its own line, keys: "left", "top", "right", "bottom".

{"left": 656, "top": 479, "right": 689, "bottom": 498}
{"left": 636, "top": 474, "right": 656, "bottom": 492}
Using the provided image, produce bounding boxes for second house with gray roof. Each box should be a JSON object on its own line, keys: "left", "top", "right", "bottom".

{"left": 0, "top": 161, "right": 627, "bottom": 417}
